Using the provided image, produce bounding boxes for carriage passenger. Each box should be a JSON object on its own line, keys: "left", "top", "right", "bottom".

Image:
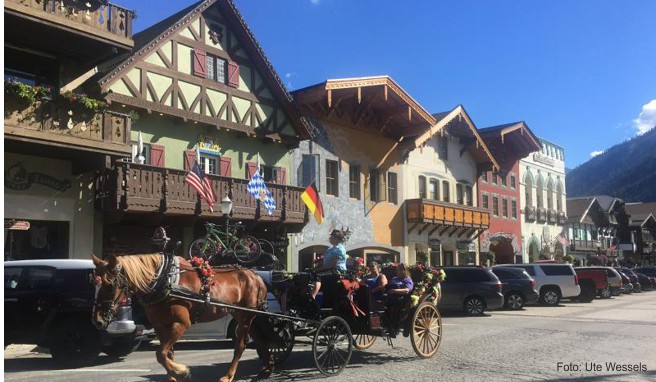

{"left": 363, "top": 261, "right": 388, "bottom": 302}
{"left": 311, "top": 229, "right": 348, "bottom": 301}
{"left": 385, "top": 263, "right": 414, "bottom": 336}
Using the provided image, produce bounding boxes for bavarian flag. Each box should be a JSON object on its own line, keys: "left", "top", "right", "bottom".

{"left": 301, "top": 182, "right": 324, "bottom": 224}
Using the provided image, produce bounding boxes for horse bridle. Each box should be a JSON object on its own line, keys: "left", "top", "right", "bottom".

{"left": 94, "top": 264, "right": 129, "bottom": 325}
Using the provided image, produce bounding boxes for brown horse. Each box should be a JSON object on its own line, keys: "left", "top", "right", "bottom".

{"left": 91, "top": 253, "right": 271, "bottom": 382}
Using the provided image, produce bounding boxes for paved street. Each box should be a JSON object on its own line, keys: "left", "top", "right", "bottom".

{"left": 5, "top": 292, "right": 656, "bottom": 382}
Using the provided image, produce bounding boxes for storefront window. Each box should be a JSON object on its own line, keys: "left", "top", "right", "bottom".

{"left": 4, "top": 219, "right": 69, "bottom": 260}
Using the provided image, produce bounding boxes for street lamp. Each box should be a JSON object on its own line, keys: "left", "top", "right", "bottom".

{"left": 220, "top": 196, "right": 233, "bottom": 216}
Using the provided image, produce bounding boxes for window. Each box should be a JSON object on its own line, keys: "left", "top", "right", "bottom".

{"left": 492, "top": 197, "right": 499, "bottom": 216}
{"left": 437, "top": 136, "right": 448, "bottom": 160}
{"left": 525, "top": 175, "right": 533, "bottom": 207}
{"left": 481, "top": 172, "right": 488, "bottom": 182}
{"left": 260, "top": 165, "right": 281, "bottom": 183}
{"left": 129, "top": 141, "right": 151, "bottom": 164}
{"left": 429, "top": 179, "right": 439, "bottom": 200}
{"left": 200, "top": 154, "right": 218, "bottom": 175}
{"left": 465, "top": 186, "right": 473, "bottom": 206}
{"left": 442, "top": 180, "right": 450, "bottom": 202}
{"left": 206, "top": 54, "right": 226, "bottom": 83}
{"left": 510, "top": 175, "right": 516, "bottom": 189}
{"left": 301, "top": 154, "right": 319, "bottom": 189}
{"left": 387, "top": 172, "right": 398, "bottom": 204}
{"left": 556, "top": 182, "right": 563, "bottom": 211}
{"left": 369, "top": 169, "right": 385, "bottom": 202}
{"left": 492, "top": 173, "right": 498, "bottom": 185}
{"left": 482, "top": 194, "right": 489, "bottom": 209}
{"left": 418, "top": 176, "right": 427, "bottom": 199}
{"left": 502, "top": 199, "right": 508, "bottom": 217}
{"left": 325, "top": 160, "right": 338, "bottom": 196}
{"left": 547, "top": 181, "right": 554, "bottom": 210}
{"left": 501, "top": 175, "right": 507, "bottom": 187}
{"left": 540, "top": 265, "right": 574, "bottom": 276}
{"left": 456, "top": 184, "right": 464, "bottom": 205}
{"left": 349, "top": 164, "right": 360, "bottom": 199}
{"left": 536, "top": 178, "right": 544, "bottom": 208}
{"left": 511, "top": 200, "right": 517, "bottom": 219}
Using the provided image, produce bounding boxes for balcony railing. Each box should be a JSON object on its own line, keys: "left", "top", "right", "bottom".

{"left": 4, "top": 96, "right": 131, "bottom": 156}
{"left": 557, "top": 211, "right": 568, "bottom": 225}
{"left": 6, "top": 0, "right": 134, "bottom": 44}
{"left": 570, "top": 239, "right": 601, "bottom": 252}
{"left": 547, "top": 209, "right": 557, "bottom": 224}
{"left": 525, "top": 206, "right": 536, "bottom": 221}
{"left": 94, "top": 162, "right": 307, "bottom": 224}
{"left": 406, "top": 199, "right": 490, "bottom": 229}
{"left": 537, "top": 207, "right": 547, "bottom": 222}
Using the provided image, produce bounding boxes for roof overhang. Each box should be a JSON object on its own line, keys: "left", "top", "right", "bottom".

{"left": 413, "top": 105, "right": 499, "bottom": 172}
{"left": 478, "top": 122, "right": 541, "bottom": 172}
{"left": 292, "top": 76, "right": 436, "bottom": 140}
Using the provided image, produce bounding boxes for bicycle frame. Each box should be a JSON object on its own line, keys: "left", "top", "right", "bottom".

{"left": 203, "top": 224, "right": 241, "bottom": 253}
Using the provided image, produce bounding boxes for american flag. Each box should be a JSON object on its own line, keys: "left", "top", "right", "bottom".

{"left": 555, "top": 234, "right": 569, "bottom": 247}
{"left": 185, "top": 162, "right": 215, "bottom": 212}
{"left": 246, "top": 170, "right": 276, "bottom": 215}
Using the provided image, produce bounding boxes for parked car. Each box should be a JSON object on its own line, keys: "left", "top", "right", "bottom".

{"left": 437, "top": 266, "right": 504, "bottom": 316}
{"left": 615, "top": 270, "right": 633, "bottom": 294}
{"left": 573, "top": 268, "right": 608, "bottom": 302}
{"left": 4, "top": 259, "right": 141, "bottom": 367}
{"left": 495, "top": 263, "right": 580, "bottom": 306}
{"left": 635, "top": 267, "right": 656, "bottom": 278}
{"left": 634, "top": 272, "right": 654, "bottom": 291}
{"left": 491, "top": 267, "right": 538, "bottom": 310}
{"left": 616, "top": 268, "right": 641, "bottom": 293}
{"left": 579, "top": 266, "right": 624, "bottom": 297}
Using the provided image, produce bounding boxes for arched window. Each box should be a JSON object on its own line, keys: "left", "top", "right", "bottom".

{"left": 547, "top": 178, "right": 554, "bottom": 210}
{"left": 418, "top": 175, "right": 427, "bottom": 199}
{"left": 524, "top": 173, "right": 533, "bottom": 207}
{"left": 536, "top": 176, "right": 544, "bottom": 209}
{"left": 556, "top": 182, "right": 563, "bottom": 211}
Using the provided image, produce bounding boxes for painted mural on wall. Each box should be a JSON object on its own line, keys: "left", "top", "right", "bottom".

{"left": 5, "top": 162, "right": 71, "bottom": 192}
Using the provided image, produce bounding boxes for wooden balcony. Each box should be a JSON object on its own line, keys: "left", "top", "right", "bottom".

{"left": 4, "top": 96, "right": 131, "bottom": 156}
{"left": 547, "top": 209, "right": 557, "bottom": 224}
{"left": 525, "top": 206, "right": 536, "bottom": 221}
{"left": 570, "top": 239, "right": 601, "bottom": 252}
{"left": 557, "top": 211, "right": 568, "bottom": 225}
{"left": 406, "top": 199, "right": 489, "bottom": 238}
{"left": 5, "top": 0, "right": 133, "bottom": 49}
{"left": 537, "top": 207, "right": 547, "bottom": 222}
{"left": 94, "top": 162, "right": 308, "bottom": 225}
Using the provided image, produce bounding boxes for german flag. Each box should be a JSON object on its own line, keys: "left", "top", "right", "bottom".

{"left": 301, "top": 182, "right": 324, "bottom": 224}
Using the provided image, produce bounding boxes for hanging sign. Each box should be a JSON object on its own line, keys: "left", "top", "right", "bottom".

{"left": 5, "top": 220, "right": 30, "bottom": 230}
{"left": 5, "top": 163, "right": 71, "bottom": 192}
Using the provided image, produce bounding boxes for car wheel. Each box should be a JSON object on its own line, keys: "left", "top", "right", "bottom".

{"left": 505, "top": 292, "right": 524, "bottom": 310}
{"left": 599, "top": 286, "right": 612, "bottom": 299}
{"left": 49, "top": 319, "right": 101, "bottom": 368}
{"left": 540, "top": 288, "right": 560, "bottom": 306}
{"left": 464, "top": 296, "right": 485, "bottom": 316}
{"left": 103, "top": 337, "right": 139, "bottom": 358}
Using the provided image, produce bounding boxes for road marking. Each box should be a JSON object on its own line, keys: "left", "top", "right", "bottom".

{"left": 62, "top": 369, "right": 151, "bottom": 372}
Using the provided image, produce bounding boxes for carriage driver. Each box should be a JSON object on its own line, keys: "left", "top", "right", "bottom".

{"left": 311, "top": 229, "right": 348, "bottom": 301}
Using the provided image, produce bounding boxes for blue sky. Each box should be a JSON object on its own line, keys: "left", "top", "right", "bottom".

{"left": 118, "top": 0, "right": 656, "bottom": 169}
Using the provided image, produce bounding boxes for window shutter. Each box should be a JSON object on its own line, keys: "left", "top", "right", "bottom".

{"left": 219, "top": 156, "right": 232, "bottom": 177}
{"left": 192, "top": 49, "right": 207, "bottom": 78}
{"left": 184, "top": 150, "right": 197, "bottom": 171}
{"left": 150, "top": 144, "right": 165, "bottom": 167}
{"left": 275, "top": 167, "right": 286, "bottom": 185}
{"left": 227, "top": 60, "right": 240, "bottom": 88}
{"left": 246, "top": 162, "right": 258, "bottom": 179}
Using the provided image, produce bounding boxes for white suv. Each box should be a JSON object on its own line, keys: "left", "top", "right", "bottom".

{"left": 496, "top": 263, "right": 580, "bottom": 306}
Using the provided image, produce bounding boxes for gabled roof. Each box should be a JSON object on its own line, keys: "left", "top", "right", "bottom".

{"left": 292, "top": 76, "right": 436, "bottom": 140}
{"left": 566, "top": 197, "right": 605, "bottom": 224}
{"left": 414, "top": 105, "right": 500, "bottom": 171}
{"left": 96, "top": 0, "right": 310, "bottom": 139}
{"left": 629, "top": 213, "right": 655, "bottom": 227}
{"left": 478, "top": 121, "right": 541, "bottom": 172}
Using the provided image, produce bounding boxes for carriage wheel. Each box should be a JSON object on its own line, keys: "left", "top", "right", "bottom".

{"left": 313, "top": 316, "right": 353, "bottom": 376}
{"left": 189, "top": 238, "right": 218, "bottom": 261}
{"left": 353, "top": 334, "right": 376, "bottom": 350}
{"left": 232, "top": 235, "right": 261, "bottom": 265}
{"left": 410, "top": 302, "right": 442, "bottom": 359}
{"left": 256, "top": 319, "right": 295, "bottom": 366}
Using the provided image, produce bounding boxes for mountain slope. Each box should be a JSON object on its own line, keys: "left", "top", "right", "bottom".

{"left": 566, "top": 128, "right": 656, "bottom": 202}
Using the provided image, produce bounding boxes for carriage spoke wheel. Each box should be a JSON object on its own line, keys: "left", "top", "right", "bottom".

{"left": 256, "top": 319, "right": 295, "bottom": 366}
{"left": 313, "top": 316, "right": 353, "bottom": 376}
{"left": 353, "top": 334, "right": 376, "bottom": 350}
{"left": 410, "top": 302, "right": 442, "bottom": 359}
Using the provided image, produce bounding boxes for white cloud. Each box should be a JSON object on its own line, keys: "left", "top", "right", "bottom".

{"left": 590, "top": 150, "right": 604, "bottom": 157}
{"left": 633, "top": 99, "right": 656, "bottom": 135}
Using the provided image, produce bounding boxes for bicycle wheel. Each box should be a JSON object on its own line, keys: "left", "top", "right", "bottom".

{"left": 232, "top": 235, "right": 261, "bottom": 265}
{"left": 258, "top": 239, "right": 275, "bottom": 255}
{"left": 189, "top": 238, "right": 217, "bottom": 261}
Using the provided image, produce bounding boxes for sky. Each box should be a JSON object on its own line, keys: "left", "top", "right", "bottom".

{"left": 116, "top": 0, "right": 656, "bottom": 169}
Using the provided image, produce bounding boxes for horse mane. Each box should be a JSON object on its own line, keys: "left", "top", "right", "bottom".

{"left": 117, "top": 254, "right": 164, "bottom": 294}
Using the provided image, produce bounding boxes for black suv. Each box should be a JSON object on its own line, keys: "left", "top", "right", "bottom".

{"left": 437, "top": 266, "right": 504, "bottom": 316}
{"left": 4, "top": 259, "right": 140, "bottom": 367}
{"left": 491, "top": 266, "right": 539, "bottom": 310}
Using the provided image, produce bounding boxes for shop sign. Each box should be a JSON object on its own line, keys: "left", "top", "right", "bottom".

{"left": 198, "top": 135, "right": 221, "bottom": 155}
{"left": 5, "top": 220, "right": 30, "bottom": 230}
{"left": 429, "top": 239, "right": 441, "bottom": 251}
{"left": 5, "top": 163, "right": 71, "bottom": 192}
{"left": 533, "top": 153, "right": 555, "bottom": 167}
{"left": 457, "top": 240, "right": 476, "bottom": 252}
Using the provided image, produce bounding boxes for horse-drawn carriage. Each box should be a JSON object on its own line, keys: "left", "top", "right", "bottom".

{"left": 91, "top": 243, "right": 443, "bottom": 381}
